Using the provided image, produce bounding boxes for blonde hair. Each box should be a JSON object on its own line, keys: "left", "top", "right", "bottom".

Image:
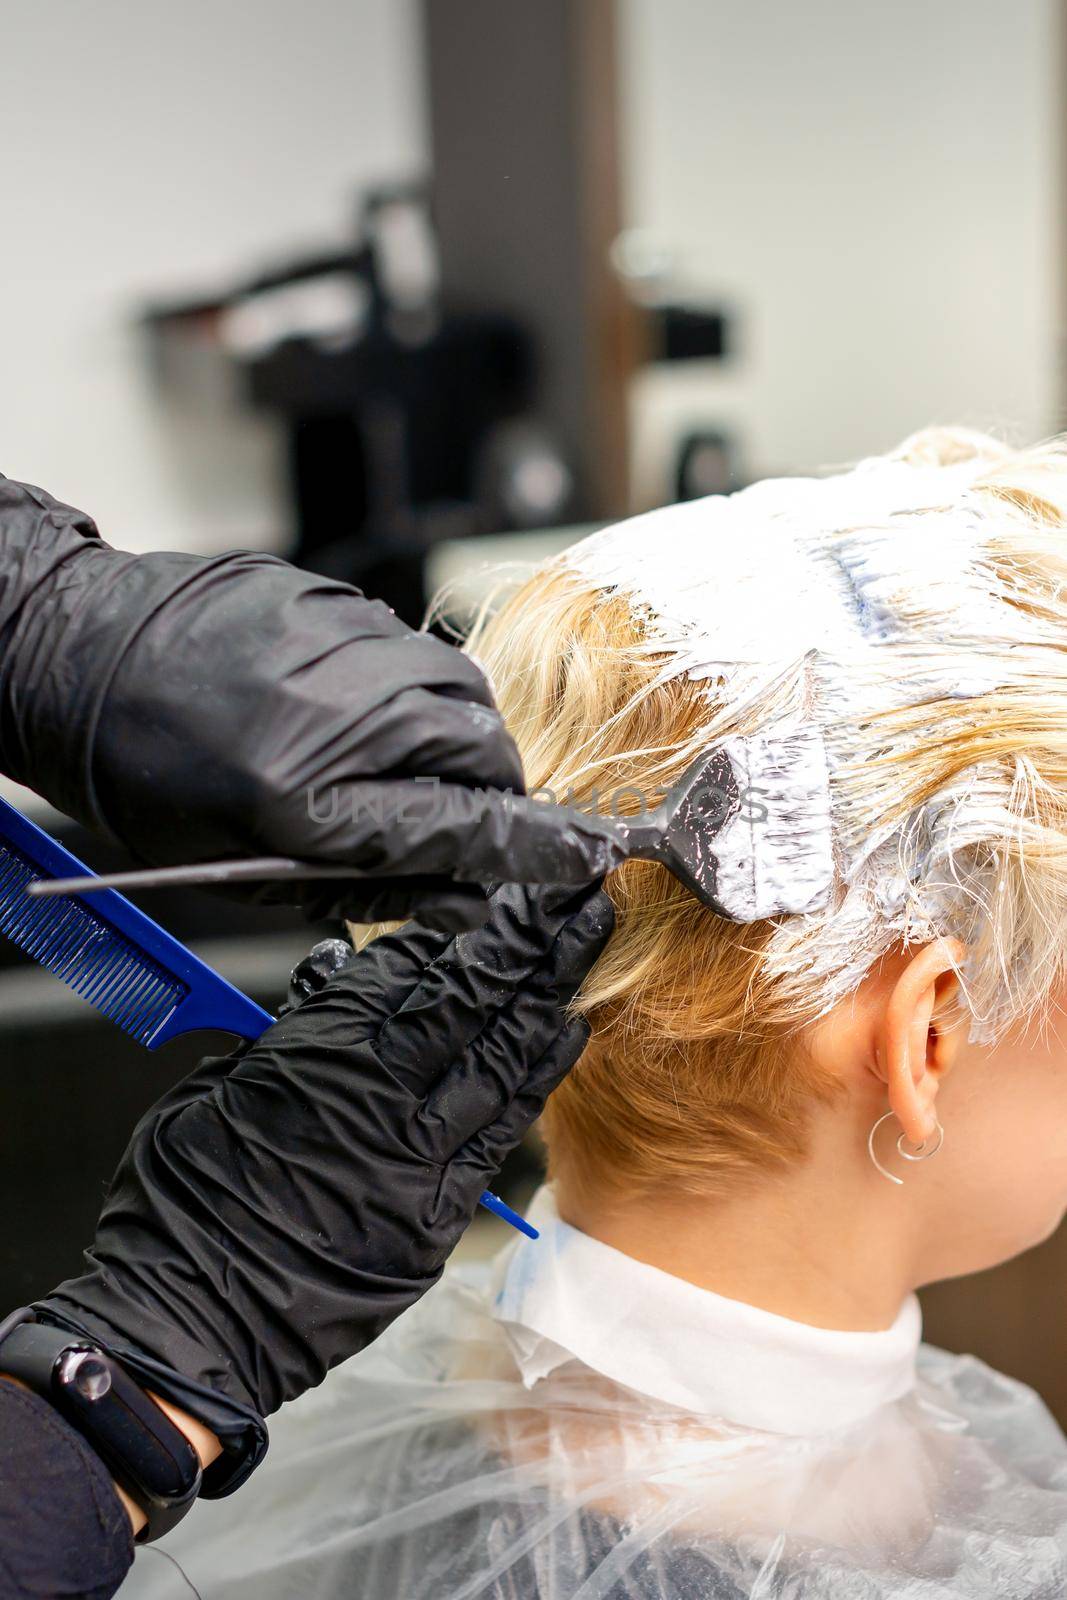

{"left": 454, "top": 428, "right": 1067, "bottom": 1206}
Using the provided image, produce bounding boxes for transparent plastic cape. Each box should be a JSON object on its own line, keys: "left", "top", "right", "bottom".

{"left": 119, "top": 1250, "right": 1067, "bottom": 1600}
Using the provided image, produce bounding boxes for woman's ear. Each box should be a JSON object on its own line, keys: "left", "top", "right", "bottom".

{"left": 878, "top": 939, "right": 966, "bottom": 1146}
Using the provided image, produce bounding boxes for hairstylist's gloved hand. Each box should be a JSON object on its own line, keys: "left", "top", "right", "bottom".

{"left": 33, "top": 882, "right": 613, "bottom": 1494}
{"left": 0, "top": 479, "right": 618, "bottom": 930}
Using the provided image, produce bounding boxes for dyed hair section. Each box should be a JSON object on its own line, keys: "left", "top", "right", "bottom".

{"left": 461, "top": 427, "right": 1067, "bottom": 1203}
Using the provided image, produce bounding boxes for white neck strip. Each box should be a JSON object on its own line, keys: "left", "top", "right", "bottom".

{"left": 490, "top": 1188, "right": 920, "bottom": 1438}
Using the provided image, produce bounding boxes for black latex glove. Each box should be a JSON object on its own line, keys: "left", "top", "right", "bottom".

{"left": 34, "top": 882, "right": 613, "bottom": 1495}
{"left": 0, "top": 478, "right": 620, "bottom": 928}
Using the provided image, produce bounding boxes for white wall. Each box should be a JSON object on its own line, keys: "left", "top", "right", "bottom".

{"left": 0, "top": 0, "right": 426, "bottom": 553}
{"left": 620, "top": 0, "right": 1063, "bottom": 491}
{"left": 5, "top": 3, "right": 1056, "bottom": 541}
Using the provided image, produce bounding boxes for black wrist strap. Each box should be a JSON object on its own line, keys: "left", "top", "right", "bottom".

{"left": 0, "top": 1309, "right": 202, "bottom": 1543}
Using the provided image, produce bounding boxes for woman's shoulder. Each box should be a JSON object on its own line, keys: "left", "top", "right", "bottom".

{"left": 917, "top": 1339, "right": 1067, "bottom": 1463}
{"left": 123, "top": 1291, "right": 1067, "bottom": 1599}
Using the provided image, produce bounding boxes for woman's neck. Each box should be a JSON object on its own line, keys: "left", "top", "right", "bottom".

{"left": 554, "top": 1149, "right": 918, "bottom": 1334}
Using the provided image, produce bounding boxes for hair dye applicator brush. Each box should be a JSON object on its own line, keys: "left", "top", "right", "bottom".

{"left": 29, "top": 726, "right": 835, "bottom": 923}
{"left": 606, "top": 725, "right": 834, "bottom": 921}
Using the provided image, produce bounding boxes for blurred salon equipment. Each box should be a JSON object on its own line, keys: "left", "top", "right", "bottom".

{"left": 142, "top": 0, "right": 738, "bottom": 626}
{"left": 145, "top": 186, "right": 554, "bottom": 623}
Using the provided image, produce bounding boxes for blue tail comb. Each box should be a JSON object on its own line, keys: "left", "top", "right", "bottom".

{"left": 0, "top": 795, "right": 535, "bottom": 1237}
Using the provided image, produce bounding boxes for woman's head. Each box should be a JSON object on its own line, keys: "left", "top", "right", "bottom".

{"left": 464, "top": 427, "right": 1067, "bottom": 1280}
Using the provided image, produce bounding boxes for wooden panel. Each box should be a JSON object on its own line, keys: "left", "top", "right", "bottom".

{"left": 422, "top": 0, "right": 634, "bottom": 516}
{"left": 921, "top": 1218, "right": 1067, "bottom": 1427}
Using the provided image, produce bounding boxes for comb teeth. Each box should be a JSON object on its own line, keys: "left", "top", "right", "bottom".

{"left": 0, "top": 845, "right": 186, "bottom": 1044}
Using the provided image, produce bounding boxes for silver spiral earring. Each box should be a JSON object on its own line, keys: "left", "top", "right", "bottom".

{"left": 867, "top": 1110, "right": 944, "bottom": 1186}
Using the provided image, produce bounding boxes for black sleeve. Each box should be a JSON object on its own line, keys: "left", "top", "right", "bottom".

{"left": 0, "top": 1380, "right": 134, "bottom": 1600}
